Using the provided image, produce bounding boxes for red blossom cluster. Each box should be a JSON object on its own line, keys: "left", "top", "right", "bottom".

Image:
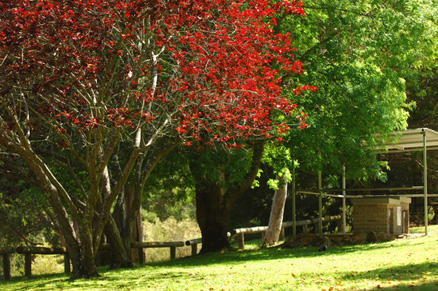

{"left": 0, "top": 0, "right": 314, "bottom": 146}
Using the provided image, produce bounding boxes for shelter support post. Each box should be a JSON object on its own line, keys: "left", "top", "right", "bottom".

{"left": 423, "top": 131, "right": 428, "bottom": 235}
{"left": 292, "top": 163, "right": 297, "bottom": 237}
{"left": 342, "top": 165, "right": 347, "bottom": 233}
{"left": 318, "top": 171, "right": 323, "bottom": 234}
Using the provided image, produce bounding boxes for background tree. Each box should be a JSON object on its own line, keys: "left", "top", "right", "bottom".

{"left": 276, "top": 0, "right": 438, "bottom": 193}
{"left": 232, "top": 0, "right": 438, "bottom": 232}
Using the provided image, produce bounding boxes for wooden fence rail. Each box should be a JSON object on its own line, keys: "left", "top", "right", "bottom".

{"left": 282, "top": 215, "right": 342, "bottom": 232}
{"left": 1, "top": 241, "right": 186, "bottom": 280}
{"left": 185, "top": 238, "right": 203, "bottom": 256}
{"left": 186, "top": 215, "right": 342, "bottom": 250}
{"left": 15, "top": 246, "right": 70, "bottom": 278}
{"left": 1, "top": 216, "right": 341, "bottom": 280}
{"left": 130, "top": 241, "right": 185, "bottom": 261}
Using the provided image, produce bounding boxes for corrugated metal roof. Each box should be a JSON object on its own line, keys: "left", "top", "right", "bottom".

{"left": 376, "top": 128, "right": 438, "bottom": 153}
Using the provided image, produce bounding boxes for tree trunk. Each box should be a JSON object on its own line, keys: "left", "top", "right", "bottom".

{"left": 195, "top": 182, "right": 231, "bottom": 253}
{"left": 70, "top": 247, "right": 99, "bottom": 279}
{"left": 190, "top": 143, "right": 264, "bottom": 253}
{"left": 14, "top": 147, "right": 100, "bottom": 278}
{"left": 104, "top": 217, "right": 132, "bottom": 269}
{"left": 62, "top": 222, "right": 100, "bottom": 279}
{"left": 109, "top": 183, "right": 145, "bottom": 267}
{"left": 123, "top": 186, "right": 144, "bottom": 264}
{"left": 130, "top": 207, "right": 144, "bottom": 264}
{"left": 261, "top": 174, "right": 288, "bottom": 247}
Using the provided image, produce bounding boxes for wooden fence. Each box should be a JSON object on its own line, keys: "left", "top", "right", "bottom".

{"left": 1, "top": 241, "right": 185, "bottom": 280}
{"left": 1, "top": 215, "right": 341, "bottom": 280}
{"left": 229, "top": 215, "right": 341, "bottom": 249}
{"left": 185, "top": 215, "right": 341, "bottom": 253}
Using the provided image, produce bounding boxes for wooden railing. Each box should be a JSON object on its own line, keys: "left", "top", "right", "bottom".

{"left": 16, "top": 246, "right": 70, "bottom": 277}
{"left": 1, "top": 241, "right": 186, "bottom": 280}
{"left": 186, "top": 215, "right": 342, "bottom": 251}
{"left": 130, "top": 241, "right": 185, "bottom": 261}
{"left": 1, "top": 215, "right": 341, "bottom": 280}
{"left": 185, "top": 238, "right": 203, "bottom": 256}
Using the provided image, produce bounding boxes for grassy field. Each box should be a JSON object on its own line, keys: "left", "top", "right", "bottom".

{"left": 1, "top": 226, "right": 438, "bottom": 290}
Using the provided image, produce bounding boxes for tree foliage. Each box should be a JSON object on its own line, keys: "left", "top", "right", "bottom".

{"left": 233, "top": 0, "right": 438, "bottom": 230}
{"left": 277, "top": 0, "right": 437, "bottom": 178}
{"left": 0, "top": 0, "right": 312, "bottom": 277}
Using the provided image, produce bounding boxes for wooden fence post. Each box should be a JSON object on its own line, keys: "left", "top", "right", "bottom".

{"left": 237, "top": 233, "right": 245, "bottom": 249}
{"left": 64, "top": 252, "right": 70, "bottom": 273}
{"left": 185, "top": 239, "right": 202, "bottom": 256}
{"left": 170, "top": 247, "right": 176, "bottom": 260}
{"left": 138, "top": 248, "right": 145, "bottom": 265}
{"left": 337, "top": 219, "right": 343, "bottom": 233}
{"left": 0, "top": 247, "right": 15, "bottom": 281}
{"left": 303, "top": 225, "right": 308, "bottom": 234}
{"left": 191, "top": 244, "right": 198, "bottom": 256}
{"left": 2, "top": 253, "right": 11, "bottom": 280}
{"left": 24, "top": 253, "right": 32, "bottom": 277}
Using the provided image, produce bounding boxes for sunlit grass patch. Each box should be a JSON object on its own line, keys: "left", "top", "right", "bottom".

{"left": 2, "top": 225, "right": 438, "bottom": 290}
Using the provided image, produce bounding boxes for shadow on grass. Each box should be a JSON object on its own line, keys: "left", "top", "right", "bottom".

{"left": 0, "top": 273, "right": 70, "bottom": 290}
{"left": 371, "top": 281, "right": 438, "bottom": 291}
{"left": 143, "top": 238, "right": 417, "bottom": 268}
{"left": 338, "top": 261, "right": 438, "bottom": 282}
{"left": 0, "top": 237, "right": 431, "bottom": 290}
{"left": 101, "top": 260, "right": 438, "bottom": 290}
{"left": 0, "top": 266, "right": 111, "bottom": 290}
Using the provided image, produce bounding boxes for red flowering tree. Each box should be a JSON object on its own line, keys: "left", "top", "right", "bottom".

{"left": 0, "top": 0, "right": 309, "bottom": 278}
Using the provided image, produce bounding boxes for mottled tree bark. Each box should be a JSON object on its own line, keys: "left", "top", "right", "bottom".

{"left": 261, "top": 174, "right": 288, "bottom": 248}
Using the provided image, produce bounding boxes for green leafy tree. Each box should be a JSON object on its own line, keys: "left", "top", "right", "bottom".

{"left": 236, "top": 0, "right": 438, "bottom": 234}
{"left": 280, "top": 0, "right": 437, "bottom": 177}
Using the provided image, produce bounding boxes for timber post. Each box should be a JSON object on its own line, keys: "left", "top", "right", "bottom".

{"left": 237, "top": 233, "right": 245, "bottom": 249}
{"left": 303, "top": 224, "right": 308, "bottom": 234}
{"left": 232, "top": 227, "right": 268, "bottom": 249}
{"left": 138, "top": 247, "right": 145, "bottom": 265}
{"left": 191, "top": 244, "right": 197, "bottom": 256}
{"left": 292, "top": 163, "right": 297, "bottom": 237}
{"left": 170, "top": 247, "right": 176, "bottom": 260}
{"left": 2, "top": 253, "right": 11, "bottom": 280}
{"left": 185, "top": 238, "right": 202, "bottom": 255}
{"left": 318, "top": 171, "right": 323, "bottom": 234}
{"left": 423, "top": 130, "right": 428, "bottom": 235}
{"left": 0, "top": 247, "right": 14, "bottom": 281}
{"left": 24, "top": 253, "right": 32, "bottom": 277}
{"left": 130, "top": 241, "right": 184, "bottom": 260}
{"left": 64, "top": 252, "right": 71, "bottom": 273}
{"left": 16, "top": 246, "right": 68, "bottom": 278}
{"left": 342, "top": 165, "right": 347, "bottom": 233}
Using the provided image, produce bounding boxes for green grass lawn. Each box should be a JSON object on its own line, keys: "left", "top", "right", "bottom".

{"left": 2, "top": 226, "right": 438, "bottom": 290}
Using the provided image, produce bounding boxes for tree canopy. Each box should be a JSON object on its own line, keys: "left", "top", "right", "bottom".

{"left": 0, "top": 0, "right": 311, "bottom": 278}
{"left": 276, "top": 0, "right": 437, "bottom": 178}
